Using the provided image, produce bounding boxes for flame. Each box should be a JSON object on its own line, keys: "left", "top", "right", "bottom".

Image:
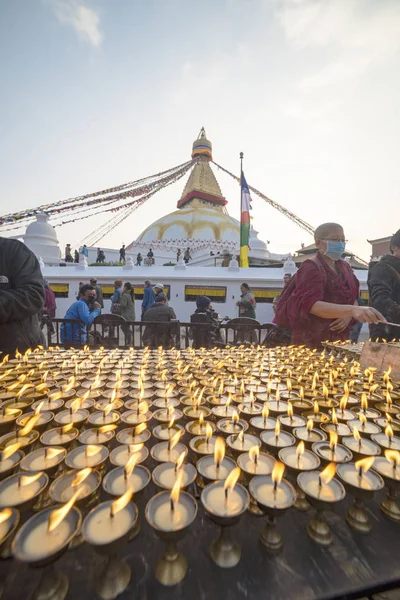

{"left": 19, "top": 415, "right": 39, "bottom": 436}
{"left": 275, "top": 420, "right": 281, "bottom": 438}
{"left": 49, "top": 391, "right": 63, "bottom": 403}
{"left": 322, "top": 383, "right": 329, "bottom": 399}
{"left": 124, "top": 453, "right": 140, "bottom": 479}
{"left": 244, "top": 446, "right": 258, "bottom": 469}
{"left": 205, "top": 423, "right": 213, "bottom": 440}
{"left": 328, "top": 431, "right": 338, "bottom": 451}
{"left": 169, "top": 430, "right": 182, "bottom": 451}
{"left": 232, "top": 410, "right": 239, "bottom": 424}
{"left": 170, "top": 470, "right": 184, "bottom": 506}
{"left": 0, "top": 508, "right": 12, "bottom": 525}
{"left": 286, "top": 378, "right": 292, "bottom": 393}
{"left": 355, "top": 456, "right": 374, "bottom": 475}
{"left": 96, "top": 424, "right": 117, "bottom": 435}
{"left": 16, "top": 383, "right": 33, "bottom": 398}
{"left": 69, "top": 399, "right": 82, "bottom": 414}
{"left": 138, "top": 401, "right": 149, "bottom": 415}
{"left": 319, "top": 462, "right": 336, "bottom": 485}
{"left": 34, "top": 401, "right": 44, "bottom": 416}
{"left": 262, "top": 403, "right": 269, "bottom": 420}
{"left": 330, "top": 408, "right": 338, "bottom": 425}
{"left": 353, "top": 427, "right": 361, "bottom": 442}
{"left": 339, "top": 396, "right": 347, "bottom": 412}
{"left": 361, "top": 393, "right": 368, "bottom": 412}
{"left": 1, "top": 442, "right": 22, "bottom": 460}
{"left": 174, "top": 451, "right": 185, "bottom": 471}
{"left": 168, "top": 415, "right": 176, "bottom": 430}
{"left": 103, "top": 403, "right": 116, "bottom": 418}
{"left": 306, "top": 418, "right": 314, "bottom": 432}
{"left": 72, "top": 467, "right": 92, "bottom": 487}
{"left": 4, "top": 408, "right": 20, "bottom": 416}
{"left": 271, "top": 461, "right": 285, "bottom": 485}
{"left": 45, "top": 448, "right": 63, "bottom": 460}
{"left": 134, "top": 423, "right": 147, "bottom": 437}
{"left": 110, "top": 488, "right": 134, "bottom": 517}
{"left": 19, "top": 472, "right": 43, "bottom": 487}
{"left": 63, "top": 376, "right": 76, "bottom": 393}
{"left": 313, "top": 401, "right": 319, "bottom": 415}
{"left": 385, "top": 424, "right": 394, "bottom": 439}
{"left": 296, "top": 441, "right": 305, "bottom": 458}
{"left": 359, "top": 414, "right": 367, "bottom": 425}
{"left": 199, "top": 412, "right": 204, "bottom": 427}
{"left": 128, "top": 442, "right": 144, "bottom": 455}
{"left": 85, "top": 445, "right": 101, "bottom": 457}
{"left": 214, "top": 436, "right": 225, "bottom": 467}
{"left": 62, "top": 423, "right": 73, "bottom": 434}
{"left": 275, "top": 388, "right": 280, "bottom": 402}
{"left": 385, "top": 449, "right": 400, "bottom": 467}
{"left": 238, "top": 430, "right": 244, "bottom": 444}
{"left": 287, "top": 402, "right": 293, "bottom": 418}
{"left": 224, "top": 466, "right": 240, "bottom": 494}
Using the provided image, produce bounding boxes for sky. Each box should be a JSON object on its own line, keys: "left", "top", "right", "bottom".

{"left": 1, "top": 0, "right": 399, "bottom": 260}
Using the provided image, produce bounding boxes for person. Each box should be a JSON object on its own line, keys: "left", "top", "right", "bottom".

{"left": 283, "top": 273, "right": 292, "bottom": 287}
{"left": 89, "top": 278, "right": 104, "bottom": 309}
{"left": 142, "top": 293, "right": 177, "bottom": 347}
{"left": 80, "top": 244, "right": 88, "bottom": 258}
{"left": 142, "top": 280, "right": 155, "bottom": 319}
{"left": 349, "top": 296, "right": 365, "bottom": 344}
{"left": 119, "top": 245, "right": 126, "bottom": 264}
{"left": 184, "top": 247, "right": 192, "bottom": 264}
{"left": 60, "top": 284, "right": 101, "bottom": 345}
{"left": 41, "top": 279, "right": 57, "bottom": 335}
{"left": 368, "top": 229, "right": 400, "bottom": 341}
{"left": 65, "top": 244, "right": 73, "bottom": 263}
{"left": 274, "top": 222, "right": 385, "bottom": 348}
{"left": 153, "top": 283, "right": 165, "bottom": 301}
{"left": 136, "top": 253, "right": 142, "bottom": 266}
{"left": 190, "top": 296, "right": 220, "bottom": 348}
{"left": 110, "top": 280, "right": 123, "bottom": 314}
{"left": 0, "top": 237, "right": 45, "bottom": 354}
{"left": 147, "top": 248, "right": 154, "bottom": 265}
{"left": 237, "top": 283, "right": 257, "bottom": 319}
{"left": 96, "top": 249, "right": 103, "bottom": 264}
{"left": 74, "top": 249, "right": 79, "bottom": 263}
{"left": 119, "top": 282, "right": 135, "bottom": 345}
{"left": 270, "top": 295, "right": 291, "bottom": 346}
{"left": 176, "top": 249, "right": 182, "bottom": 262}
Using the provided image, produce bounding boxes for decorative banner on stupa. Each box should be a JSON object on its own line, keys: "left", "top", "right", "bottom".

{"left": 240, "top": 172, "right": 252, "bottom": 268}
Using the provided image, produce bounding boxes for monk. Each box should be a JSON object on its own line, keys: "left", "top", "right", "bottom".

{"left": 275, "top": 223, "right": 385, "bottom": 348}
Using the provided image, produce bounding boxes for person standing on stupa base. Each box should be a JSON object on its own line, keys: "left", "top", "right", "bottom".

{"left": 184, "top": 247, "right": 192, "bottom": 264}
{"left": 368, "top": 229, "right": 400, "bottom": 342}
{"left": 274, "top": 222, "right": 385, "bottom": 349}
{"left": 0, "top": 237, "right": 45, "bottom": 354}
{"left": 136, "top": 253, "right": 142, "bottom": 266}
{"left": 119, "top": 244, "right": 126, "bottom": 265}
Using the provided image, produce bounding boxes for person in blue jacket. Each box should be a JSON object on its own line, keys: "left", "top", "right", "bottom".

{"left": 141, "top": 280, "right": 155, "bottom": 319}
{"left": 60, "top": 284, "right": 101, "bottom": 344}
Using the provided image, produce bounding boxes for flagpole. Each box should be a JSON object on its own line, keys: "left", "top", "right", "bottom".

{"left": 239, "top": 152, "right": 243, "bottom": 266}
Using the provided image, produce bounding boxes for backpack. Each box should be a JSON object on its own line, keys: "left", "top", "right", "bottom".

{"left": 275, "top": 257, "right": 328, "bottom": 330}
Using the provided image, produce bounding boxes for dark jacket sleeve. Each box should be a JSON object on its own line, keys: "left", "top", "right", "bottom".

{"left": 0, "top": 240, "right": 44, "bottom": 323}
{"left": 368, "top": 263, "right": 400, "bottom": 322}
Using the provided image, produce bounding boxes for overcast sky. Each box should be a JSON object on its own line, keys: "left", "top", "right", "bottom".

{"left": 1, "top": 0, "right": 399, "bottom": 260}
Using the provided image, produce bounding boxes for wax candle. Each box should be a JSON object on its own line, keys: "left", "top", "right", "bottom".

{"left": 0, "top": 448, "right": 24, "bottom": 476}
{"left": 189, "top": 435, "right": 217, "bottom": 456}
{"left": 49, "top": 469, "right": 101, "bottom": 503}
{"left": 151, "top": 441, "right": 188, "bottom": 463}
{"left": 109, "top": 444, "right": 148, "bottom": 467}
{"left": 342, "top": 435, "right": 381, "bottom": 457}
{"left": 97, "top": 398, "right": 124, "bottom": 411}
{"left": 260, "top": 429, "right": 295, "bottom": 450}
{"left": 249, "top": 474, "right": 295, "bottom": 510}
{"left": 79, "top": 426, "right": 116, "bottom": 446}
{"left": 103, "top": 465, "right": 151, "bottom": 497}
{"left": 88, "top": 411, "right": 120, "bottom": 426}
{"left": 196, "top": 455, "right": 236, "bottom": 482}
{"left": 32, "top": 398, "right": 64, "bottom": 413}
{"left": 279, "top": 445, "right": 320, "bottom": 471}
{"left": 237, "top": 402, "right": 263, "bottom": 417}
{"left": 184, "top": 406, "right": 212, "bottom": 420}
{"left": 216, "top": 418, "right": 248, "bottom": 436}
{"left": 120, "top": 409, "right": 152, "bottom": 426}
{"left": 0, "top": 472, "right": 48, "bottom": 507}
{"left": 152, "top": 462, "right": 197, "bottom": 490}
{"left": 293, "top": 426, "right": 326, "bottom": 444}
{"left": 201, "top": 480, "right": 249, "bottom": 518}
{"left": 375, "top": 417, "right": 400, "bottom": 433}
{"left": 66, "top": 397, "right": 94, "bottom": 410}
{"left": 17, "top": 411, "right": 53, "bottom": 428}
{"left": 373, "top": 455, "right": 400, "bottom": 481}
{"left": 54, "top": 408, "right": 89, "bottom": 426}
{"left": 321, "top": 422, "right": 351, "bottom": 437}
{"left": 237, "top": 450, "right": 275, "bottom": 476}
{"left": 41, "top": 426, "right": 78, "bottom": 447}
{"left": 337, "top": 462, "right": 384, "bottom": 492}
{"left": 279, "top": 414, "right": 307, "bottom": 430}
{"left": 146, "top": 490, "right": 197, "bottom": 532}
{"left": 226, "top": 433, "right": 261, "bottom": 453}
{"left": 297, "top": 471, "right": 345, "bottom": 503}
{"left": 20, "top": 447, "right": 66, "bottom": 472}
{"left": 65, "top": 445, "right": 108, "bottom": 470}
{"left": 347, "top": 419, "right": 381, "bottom": 436}
{"left": 186, "top": 420, "right": 216, "bottom": 436}
{"left": 0, "top": 430, "right": 39, "bottom": 450}
{"left": 312, "top": 441, "right": 353, "bottom": 464}
{"left": 250, "top": 415, "right": 277, "bottom": 432}
{"left": 117, "top": 427, "right": 151, "bottom": 445}
{"left": 371, "top": 432, "right": 400, "bottom": 451}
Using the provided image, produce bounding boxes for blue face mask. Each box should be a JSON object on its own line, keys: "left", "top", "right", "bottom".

{"left": 323, "top": 240, "right": 346, "bottom": 260}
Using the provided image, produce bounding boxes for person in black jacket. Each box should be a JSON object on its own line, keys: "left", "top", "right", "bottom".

{"left": 0, "top": 237, "right": 45, "bottom": 354}
{"left": 190, "top": 296, "right": 220, "bottom": 348}
{"left": 368, "top": 229, "right": 400, "bottom": 341}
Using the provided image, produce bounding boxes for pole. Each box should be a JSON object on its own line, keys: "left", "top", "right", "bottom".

{"left": 239, "top": 152, "right": 243, "bottom": 267}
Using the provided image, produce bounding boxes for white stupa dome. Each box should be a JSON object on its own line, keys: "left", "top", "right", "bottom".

{"left": 23, "top": 212, "right": 61, "bottom": 266}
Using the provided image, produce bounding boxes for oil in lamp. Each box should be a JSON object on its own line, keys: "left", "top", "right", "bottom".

{"left": 373, "top": 449, "right": 400, "bottom": 521}
{"left": 337, "top": 456, "right": 384, "bottom": 532}
{"left": 185, "top": 411, "right": 216, "bottom": 436}
{"left": 152, "top": 430, "right": 188, "bottom": 463}
{"left": 82, "top": 490, "right": 139, "bottom": 599}
{"left": 120, "top": 401, "right": 153, "bottom": 426}
{"left": 321, "top": 407, "right": 351, "bottom": 438}
{"left": 291, "top": 386, "right": 313, "bottom": 414}
{"left": 347, "top": 413, "right": 381, "bottom": 437}
{"left": 260, "top": 419, "right": 295, "bottom": 457}
{"left": 216, "top": 410, "right": 248, "bottom": 436}
{"left": 117, "top": 422, "right": 151, "bottom": 445}
{"left": 249, "top": 461, "right": 296, "bottom": 553}
{"left": 20, "top": 446, "right": 66, "bottom": 477}
{"left": 278, "top": 441, "right": 320, "bottom": 511}
{"left": 302, "top": 400, "right": 329, "bottom": 424}
{"left": 201, "top": 467, "right": 250, "bottom": 568}
{"left": 145, "top": 473, "right": 198, "bottom": 585}
{"left": 41, "top": 423, "right": 78, "bottom": 448}
{"left": 293, "top": 417, "right": 327, "bottom": 449}
{"left": 12, "top": 490, "right": 82, "bottom": 600}
{"left": 196, "top": 436, "right": 236, "bottom": 487}
{"left": 78, "top": 423, "right": 117, "bottom": 446}
{"left": 375, "top": 413, "right": 400, "bottom": 433}
{"left": 312, "top": 430, "right": 353, "bottom": 465}
{"left": 0, "top": 413, "right": 40, "bottom": 451}
{"left": 49, "top": 467, "right": 102, "bottom": 507}
{"left": 354, "top": 393, "right": 381, "bottom": 420}
{"left": 152, "top": 451, "right": 197, "bottom": 491}
{"left": 297, "top": 463, "right": 346, "bottom": 545}
{"left": 250, "top": 403, "right": 277, "bottom": 433}
{"left": 266, "top": 388, "right": 288, "bottom": 416}
{"left": 0, "top": 507, "right": 19, "bottom": 559}
{"left": 279, "top": 401, "right": 306, "bottom": 431}
{"left": 376, "top": 391, "right": 399, "bottom": 415}
{"left": 342, "top": 426, "right": 381, "bottom": 460}
{"left": 103, "top": 452, "right": 151, "bottom": 500}
{"left": 54, "top": 398, "right": 89, "bottom": 429}
{"left": 371, "top": 424, "right": 400, "bottom": 452}
{"left": 32, "top": 390, "right": 64, "bottom": 413}
{"left": 189, "top": 423, "right": 218, "bottom": 458}
{"left": 226, "top": 430, "right": 261, "bottom": 456}
{"left": 65, "top": 444, "right": 109, "bottom": 471}
{"left": 237, "top": 446, "right": 275, "bottom": 515}
{"left": 0, "top": 442, "right": 24, "bottom": 481}
{"left": 0, "top": 406, "right": 22, "bottom": 433}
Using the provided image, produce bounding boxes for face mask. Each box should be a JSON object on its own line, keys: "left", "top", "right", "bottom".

{"left": 323, "top": 240, "right": 346, "bottom": 260}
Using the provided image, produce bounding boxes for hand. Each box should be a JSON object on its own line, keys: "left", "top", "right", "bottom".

{"left": 351, "top": 306, "right": 386, "bottom": 324}
{"left": 94, "top": 302, "right": 101, "bottom": 309}
{"left": 330, "top": 317, "right": 352, "bottom": 333}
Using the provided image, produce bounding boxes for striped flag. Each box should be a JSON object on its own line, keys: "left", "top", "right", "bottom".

{"left": 240, "top": 172, "right": 252, "bottom": 267}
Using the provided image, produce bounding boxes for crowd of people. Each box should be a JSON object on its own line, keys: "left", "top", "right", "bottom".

{"left": 0, "top": 222, "right": 399, "bottom": 354}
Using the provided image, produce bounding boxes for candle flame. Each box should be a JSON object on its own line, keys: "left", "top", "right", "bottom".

{"left": 385, "top": 412, "right": 393, "bottom": 423}
{"left": 19, "top": 472, "right": 43, "bottom": 487}
{"left": 385, "top": 449, "right": 400, "bottom": 467}
{"left": 4, "top": 408, "right": 20, "bottom": 416}
{"left": 85, "top": 445, "right": 101, "bottom": 457}
{"left": 359, "top": 413, "right": 367, "bottom": 425}
{"left": 238, "top": 430, "right": 244, "bottom": 443}
{"left": 339, "top": 396, "right": 347, "bottom": 411}
{"left": 299, "top": 386, "right": 304, "bottom": 401}
{"left": 224, "top": 466, "right": 240, "bottom": 493}
{"left": 63, "top": 376, "right": 76, "bottom": 393}
{"left": 361, "top": 393, "right": 368, "bottom": 412}
{"left": 369, "top": 383, "right": 379, "bottom": 395}
{"left": 62, "top": 423, "right": 73, "bottom": 434}
{"left": 97, "top": 424, "right": 117, "bottom": 435}
{"left": 287, "top": 402, "right": 293, "bottom": 418}
{"left": 103, "top": 403, "right": 115, "bottom": 418}
{"left": 286, "top": 378, "right": 292, "bottom": 392}
{"left": 322, "top": 383, "right": 329, "bottom": 399}
{"left": 110, "top": 488, "right": 133, "bottom": 517}
{"left": 124, "top": 453, "right": 140, "bottom": 479}
{"left": 262, "top": 403, "right": 269, "bottom": 420}
{"left": 134, "top": 423, "right": 147, "bottom": 436}
{"left": 329, "top": 430, "right": 338, "bottom": 450}
{"left": 385, "top": 424, "right": 394, "bottom": 439}
{"left": 128, "top": 442, "right": 144, "bottom": 455}
{"left": 69, "top": 399, "right": 82, "bottom": 414}
{"left": 271, "top": 461, "right": 285, "bottom": 485}
{"left": 169, "top": 430, "right": 182, "bottom": 451}
{"left": 49, "top": 391, "right": 63, "bottom": 403}
{"left": 306, "top": 418, "right": 314, "bottom": 432}
{"left": 296, "top": 441, "right": 305, "bottom": 458}
{"left": 205, "top": 423, "right": 213, "bottom": 441}
{"left": 1, "top": 442, "right": 22, "bottom": 460}
{"left": 232, "top": 410, "right": 239, "bottom": 424}
{"left": 319, "top": 462, "right": 336, "bottom": 485}
{"left": 138, "top": 401, "right": 149, "bottom": 415}
{"left": 313, "top": 400, "right": 319, "bottom": 415}
{"left": 353, "top": 427, "right": 361, "bottom": 442}
{"left": 214, "top": 436, "right": 225, "bottom": 467}
{"left": 34, "top": 401, "right": 44, "bottom": 416}
{"left": 275, "top": 420, "right": 281, "bottom": 438}
{"left": 72, "top": 467, "right": 92, "bottom": 487}
{"left": 45, "top": 448, "right": 63, "bottom": 460}
{"left": 0, "top": 508, "right": 12, "bottom": 525}
{"left": 249, "top": 445, "right": 259, "bottom": 464}
{"left": 331, "top": 408, "right": 338, "bottom": 425}
{"left": 175, "top": 451, "right": 186, "bottom": 471}
{"left": 16, "top": 383, "right": 33, "bottom": 398}
{"left": 355, "top": 456, "right": 374, "bottom": 475}
{"left": 170, "top": 469, "right": 184, "bottom": 505}
{"left": 199, "top": 412, "right": 204, "bottom": 427}
{"left": 19, "top": 415, "right": 39, "bottom": 436}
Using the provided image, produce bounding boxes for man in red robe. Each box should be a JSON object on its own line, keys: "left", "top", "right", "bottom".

{"left": 275, "top": 223, "right": 385, "bottom": 348}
